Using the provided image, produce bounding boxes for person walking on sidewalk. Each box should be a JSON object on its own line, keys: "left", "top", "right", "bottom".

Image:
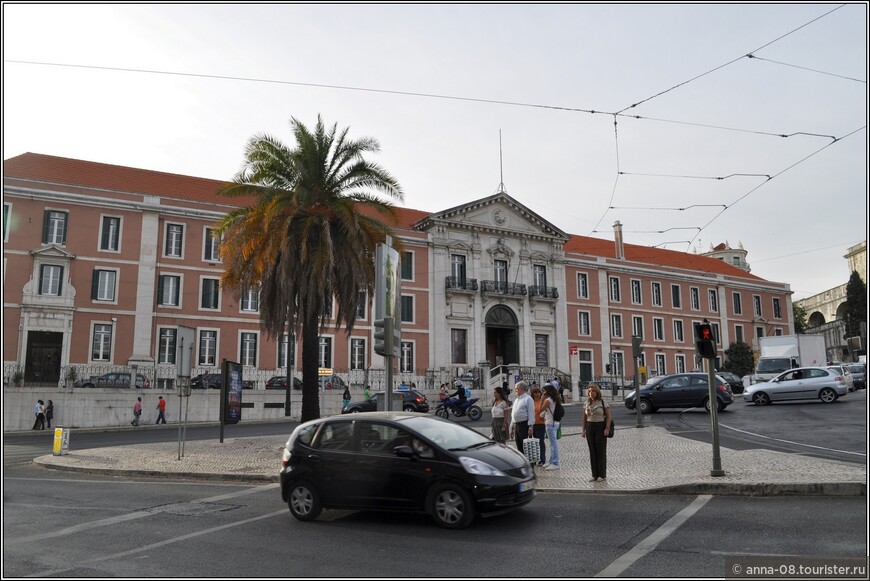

{"left": 530, "top": 384, "right": 547, "bottom": 467}
{"left": 541, "top": 384, "right": 561, "bottom": 470}
{"left": 156, "top": 396, "right": 167, "bottom": 424}
{"left": 132, "top": 397, "right": 142, "bottom": 426}
{"left": 581, "top": 383, "right": 612, "bottom": 482}
{"left": 509, "top": 381, "right": 535, "bottom": 452}
{"left": 490, "top": 386, "right": 511, "bottom": 444}
{"left": 32, "top": 399, "right": 46, "bottom": 430}
{"left": 45, "top": 400, "right": 54, "bottom": 429}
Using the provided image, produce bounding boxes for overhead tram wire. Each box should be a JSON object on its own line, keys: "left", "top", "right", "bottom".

{"left": 746, "top": 54, "right": 866, "bottom": 84}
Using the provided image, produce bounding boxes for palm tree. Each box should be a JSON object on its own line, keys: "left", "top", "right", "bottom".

{"left": 216, "top": 116, "right": 404, "bottom": 421}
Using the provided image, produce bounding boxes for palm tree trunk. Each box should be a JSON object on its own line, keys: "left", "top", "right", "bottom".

{"left": 300, "top": 314, "right": 321, "bottom": 422}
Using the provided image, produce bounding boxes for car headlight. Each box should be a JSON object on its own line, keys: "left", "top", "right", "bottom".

{"left": 459, "top": 456, "right": 507, "bottom": 476}
{"left": 625, "top": 390, "right": 636, "bottom": 399}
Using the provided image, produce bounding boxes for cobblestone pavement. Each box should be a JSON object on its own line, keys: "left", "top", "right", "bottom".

{"left": 33, "top": 423, "right": 866, "bottom": 496}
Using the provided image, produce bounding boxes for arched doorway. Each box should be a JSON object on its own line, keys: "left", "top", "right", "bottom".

{"left": 485, "top": 305, "right": 519, "bottom": 367}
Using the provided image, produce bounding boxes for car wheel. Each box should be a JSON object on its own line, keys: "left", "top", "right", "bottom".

{"left": 638, "top": 398, "right": 653, "bottom": 414}
{"left": 403, "top": 405, "right": 415, "bottom": 412}
{"left": 83, "top": 383, "right": 95, "bottom": 389}
{"left": 466, "top": 406, "right": 483, "bottom": 421}
{"left": 350, "top": 408, "right": 361, "bottom": 414}
{"left": 819, "top": 388, "right": 838, "bottom": 403}
{"left": 429, "top": 483, "right": 474, "bottom": 529}
{"left": 752, "top": 392, "right": 771, "bottom": 406}
{"left": 287, "top": 482, "right": 322, "bottom": 521}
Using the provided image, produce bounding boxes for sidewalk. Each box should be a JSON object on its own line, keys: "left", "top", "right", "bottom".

{"left": 33, "top": 422, "right": 866, "bottom": 496}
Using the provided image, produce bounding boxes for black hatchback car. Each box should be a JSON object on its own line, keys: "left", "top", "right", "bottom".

{"left": 342, "top": 389, "right": 430, "bottom": 413}
{"left": 280, "top": 412, "right": 536, "bottom": 529}
{"left": 624, "top": 372, "right": 733, "bottom": 413}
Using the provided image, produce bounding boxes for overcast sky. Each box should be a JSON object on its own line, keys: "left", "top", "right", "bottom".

{"left": 3, "top": 3, "right": 866, "bottom": 301}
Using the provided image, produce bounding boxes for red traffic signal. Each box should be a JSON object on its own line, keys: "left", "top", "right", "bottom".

{"left": 695, "top": 323, "right": 716, "bottom": 359}
{"left": 696, "top": 324, "right": 714, "bottom": 342}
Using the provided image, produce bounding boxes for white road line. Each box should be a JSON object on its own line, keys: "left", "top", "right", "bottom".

{"left": 596, "top": 495, "right": 713, "bottom": 578}
{"left": 719, "top": 424, "right": 866, "bottom": 456}
{"left": 8, "top": 483, "right": 278, "bottom": 544}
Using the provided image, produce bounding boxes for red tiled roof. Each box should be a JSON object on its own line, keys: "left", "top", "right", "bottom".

{"left": 4, "top": 153, "right": 763, "bottom": 281}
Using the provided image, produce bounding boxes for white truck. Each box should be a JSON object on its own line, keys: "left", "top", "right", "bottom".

{"left": 750, "top": 335, "right": 827, "bottom": 384}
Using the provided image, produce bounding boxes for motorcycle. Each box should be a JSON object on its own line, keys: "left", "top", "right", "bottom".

{"left": 435, "top": 396, "right": 482, "bottom": 421}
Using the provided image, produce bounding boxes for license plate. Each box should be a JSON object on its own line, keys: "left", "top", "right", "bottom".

{"left": 519, "top": 481, "right": 535, "bottom": 493}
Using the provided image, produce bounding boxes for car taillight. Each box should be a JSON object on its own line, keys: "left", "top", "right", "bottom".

{"left": 281, "top": 447, "right": 292, "bottom": 467}
{"left": 717, "top": 384, "right": 729, "bottom": 393}
{"left": 416, "top": 397, "right": 425, "bottom": 403}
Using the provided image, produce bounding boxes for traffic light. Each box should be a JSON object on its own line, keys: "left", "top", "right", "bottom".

{"left": 631, "top": 335, "right": 643, "bottom": 358}
{"left": 695, "top": 322, "right": 716, "bottom": 359}
{"left": 374, "top": 319, "right": 386, "bottom": 356}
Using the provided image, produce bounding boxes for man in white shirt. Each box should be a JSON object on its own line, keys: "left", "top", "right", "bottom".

{"left": 509, "top": 381, "right": 535, "bottom": 451}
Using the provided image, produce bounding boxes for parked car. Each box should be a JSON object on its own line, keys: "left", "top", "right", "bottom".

{"left": 717, "top": 371, "right": 745, "bottom": 395}
{"left": 190, "top": 372, "right": 254, "bottom": 389}
{"left": 279, "top": 412, "right": 536, "bottom": 528}
{"left": 825, "top": 365, "right": 854, "bottom": 392}
{"left": 342, "top": 390, "right": 430, "bottom": 413}
{"left": 847, "top": 363, "right": 865, "bottom": 390}
{"left": 75, "top": 372, "right": 150, "bottom": 389}
{"left": 265, "top": 376, "right": 303, "bottom": 390}
{"left": 624, "top": 372, "right": 733, "bottom": 413}
{"left": 743, "top": 366, "right": 848, "bottom": 405}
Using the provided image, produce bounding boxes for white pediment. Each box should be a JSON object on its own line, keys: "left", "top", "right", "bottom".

{"left": 30, "top": 245, "right": 77, "bottom": 260}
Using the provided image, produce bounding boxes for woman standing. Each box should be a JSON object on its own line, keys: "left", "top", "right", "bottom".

{"left": 490, "top": 387, "right": 511, "bottom": 444}
{"left": 581, "top": 383, "right": 612, "bottom": 482}
{"left": 530, "top": 385, "right": 547, "bottom": 466}
{"left": 342, "top": 386, "right": 351, "bottom": 409}
{"left": 45, "top": 400, "right": 54, "bottom": 429}
{"left": 540, "top": 384, "right": 560, "bottom": 470}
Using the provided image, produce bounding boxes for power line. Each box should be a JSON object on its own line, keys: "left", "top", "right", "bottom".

{"left": 746, "top": 53, "right": 866, "bottom": 84}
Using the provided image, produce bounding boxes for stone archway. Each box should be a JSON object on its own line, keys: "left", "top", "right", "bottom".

{"left": 485, "top": 305, "right": 519, "bottom": 367}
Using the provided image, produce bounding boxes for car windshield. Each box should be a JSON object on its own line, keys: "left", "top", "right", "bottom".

{"left": 399, "top": 416, "right": 492, "bottom": 451}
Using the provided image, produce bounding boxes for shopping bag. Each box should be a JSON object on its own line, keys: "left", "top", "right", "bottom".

{"left": 522, "top": 438, "right": 540, "bottom": 464}
{"left": 556, "top": 424, "right": 562, "bottom": 439}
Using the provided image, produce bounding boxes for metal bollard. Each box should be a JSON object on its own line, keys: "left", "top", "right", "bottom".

{"left": 52, "top": 427, "right": 70, "bottom": 456}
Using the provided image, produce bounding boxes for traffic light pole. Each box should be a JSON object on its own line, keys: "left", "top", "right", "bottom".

{"left": 707, "top": 358, "right": 725, "bottom": 476}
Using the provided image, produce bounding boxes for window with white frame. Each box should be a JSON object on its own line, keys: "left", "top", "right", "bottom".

{"left": 400, "top": 341, "right": 414, "bottom": 373}
{"left": 577, "top": 272, "right": 589, "bottom": 299}
{"left": 3, "top": 203, "right": 10, "bottom": 243}
{"left": 99, "top": 216, "right": 121, "bottom": 252}
{"left": 400, "top": 295, "right": 414, "bottom": 323}
{"left": 356, "top": 291, "right": 366, "bottom": 320}
{"left": 671, "top": 284, "right": 682, "bottom": 309}
{"left": 711, "top": 323, "right": 721, "bottom": 344}
{"left": 401, "top": 251, "right": 414, "bottom": 280}
{"left": 201, "top": 278, "right": 220, "bottom": 310}
{"left": 164, "top": 223, "right": 184, "bottom": 258}
{"left": 652, "top": 282, "right": 662, "bottom": 306}
{"left": 612, "top": 352, "right": 625, "bottom": 376}
{"left": 578, "top": 311, "right": 591, "bottom": 336}
{"left": 611, "top": 314, "right": 623, "bottom": 338}
{"left": 609, "top": 276, "right": 621, "bottom": 302}
{"left": 533, "top": 264, "right": 547, "bottom": 288}
{"left": 709, "top": 289, "right": 719, "bottom": 312}
{"left": 631, "top": 279, "right": 642, "bottom": 304}
{"left": 204, "top": 227, "right": 221, "bottom": 262}
{"left": 451, "top": 329, "right": 467, "bottom": 364}
{"left": 673, "top": 319, "right": 684, "bottom": 342}
{"left": 690, "top": 287, "right": 700, "bottom": 310}
{"left": 157, "top": 274, "right": 181, "bottom": 306}
{"left": 753, "top": 295, "right": 762, "bottom": 318}
{"left": 735, "top": 325, "right": 744, "bottom": 344}
{"left": 632, "top": 316, "right": 644, "bottom": 338}
{"left": 199, "top": 330, "right": 217, "bottom": 366}
{"left": 318, "top": 336, "right": 332, "bottom": 368}
{"left": 494, "top": 260, "right": 508, "bottom": 285}
{"left": 241, "top": 287, "right": 259, "bottom": 312}
{"left": 774, "top": 328, "right": 783, "bottom": 336}
{"left": 158, "top": 328, "right": 177, "bottom": 364}
{"left": 451, "top": 254, "right": 466, "bottom": 283}
{"left": 733, "top": 292, "right": 742, "bottom": 315}
{"left": 240, "top": 332, "right": 258, "bottom": 366}
{"left": 653, "top": 318, "right": 664, "bottom": 341}
{"left": 655, "top": 353, "right": 666, "bottom": 376}
{"left": 351, "top": 338, "right": 366, "bottom": 370}
{"left": 91, "top": 269, "right": 117, "bottom": 302}
{"left": 675, "top": 354, "right": 686, "bottom": 373}
{"left": 43, "top": 210, "right": 68, "bottom": 245}
{"left": 92, "top": 323, "right": 113, "bottom": 361}
{"left": 39, "top": 264, "right": 63, "bottom": 296}
{"left": 278, "top": 334, "right": 295, "bottom": 368}
{"left": 773, "top": 297, "right": 782, "bottom": 319}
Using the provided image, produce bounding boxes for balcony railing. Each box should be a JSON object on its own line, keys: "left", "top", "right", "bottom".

{"left": 445, "top": 276, "right": 478, "bottom": 292}
{"left": 528, "top": 285, "right": 559, "bottom": 300}
{"left": 480, "top": 280, "right": 527, "bottom": 296}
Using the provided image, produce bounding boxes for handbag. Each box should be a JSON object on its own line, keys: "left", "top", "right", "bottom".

{"left": 556, "top": 424, "right": 562, "bottom": 439}
{"left": 522, "top": 438, "right": 540, "bottom": 464}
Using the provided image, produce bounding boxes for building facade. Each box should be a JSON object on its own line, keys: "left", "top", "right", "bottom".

{"left": 4, "top": 153, "right": 795, "bottom": 389}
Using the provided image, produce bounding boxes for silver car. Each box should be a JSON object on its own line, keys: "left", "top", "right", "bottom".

{"left": 743, "top": 367, "right": 848, "bottom": 406}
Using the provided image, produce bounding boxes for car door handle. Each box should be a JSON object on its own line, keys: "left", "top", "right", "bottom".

{"left": 307, "top": 454, "right": 321, "bottom": 462}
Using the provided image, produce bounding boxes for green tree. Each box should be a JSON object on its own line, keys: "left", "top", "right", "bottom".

{"left": 722, "top": 341, "right": 754, "bottom": 378}
{"left": 792, "top": 302, "right": 808, "bottom": 334}
{"left": 216, "top": 116, "right": 403, "bottom": 421}
{"left": 844, "top": 270, "right": 866, "bottom": 339}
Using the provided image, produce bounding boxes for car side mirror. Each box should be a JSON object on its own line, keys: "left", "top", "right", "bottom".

{"left": 393, "top": 445, "right": 415, "bottom": 458}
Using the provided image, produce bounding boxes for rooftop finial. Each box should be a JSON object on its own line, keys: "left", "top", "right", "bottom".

{"left": 496, "top": 130, "right": 507, "bottom": 194}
